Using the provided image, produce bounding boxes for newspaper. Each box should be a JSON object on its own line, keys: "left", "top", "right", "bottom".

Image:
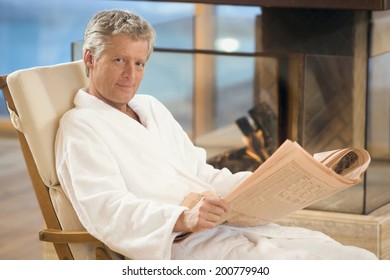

{"left": 182, "top": 139, "right": 371, "bottom": 227}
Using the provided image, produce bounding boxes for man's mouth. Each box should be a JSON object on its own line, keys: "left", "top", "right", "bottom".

{"left": 117, "top": 83, "right": 132, "bottom": 88}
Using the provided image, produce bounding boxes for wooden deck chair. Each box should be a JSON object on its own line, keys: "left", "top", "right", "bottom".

{"left": 0, "top": 60, "right": 116, "bottom": 260}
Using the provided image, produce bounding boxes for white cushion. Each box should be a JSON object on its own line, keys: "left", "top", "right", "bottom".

{"left": 7, "top": 60, "right": 97, "bottom": 259}
{"left": 7, "top": 60, "right": 87, "bottom": 187}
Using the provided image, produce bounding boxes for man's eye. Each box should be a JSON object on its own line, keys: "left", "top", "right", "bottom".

{"left": 115, "top": 58, "right": 126, "bottom": 63}
{"left": 136, "top": 61, "right": 145, "bottom": 68}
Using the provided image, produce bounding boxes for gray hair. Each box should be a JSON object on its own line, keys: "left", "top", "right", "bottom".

{"left": 82, "top": 10, "right": 156, "bottom": 76}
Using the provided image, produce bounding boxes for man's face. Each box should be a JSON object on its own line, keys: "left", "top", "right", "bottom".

{"left": 85, "top": 34, "right": 149, "bottom": 107}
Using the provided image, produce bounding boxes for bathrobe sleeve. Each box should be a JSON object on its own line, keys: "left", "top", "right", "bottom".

{"left": 55, "top": 112, "right": 187, "bottom": 260}
{"left": 145, "top": 95, "right": 252, "bottom": 197}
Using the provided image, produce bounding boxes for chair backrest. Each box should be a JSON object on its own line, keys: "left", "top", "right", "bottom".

{"left": 7, "top": 60, "right": 86, "bottom": 187}
{"left": 1, "top": 60, "right": 99, "bottom": 259}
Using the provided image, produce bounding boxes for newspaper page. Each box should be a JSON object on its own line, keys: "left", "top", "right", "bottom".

{"left": 216, "top": 140, "right": 371, "bottom": 226}
{"left": 313, "top": 147, "right": 370, "bottom": 182}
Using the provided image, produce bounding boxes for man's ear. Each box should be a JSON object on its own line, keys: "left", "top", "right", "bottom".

{"left": 83, "top": 50, "right": 94, "bottom": 70}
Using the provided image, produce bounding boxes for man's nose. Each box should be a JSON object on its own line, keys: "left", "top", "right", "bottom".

{"left": 123, "top": 64, "right": 135, "bottom": 79}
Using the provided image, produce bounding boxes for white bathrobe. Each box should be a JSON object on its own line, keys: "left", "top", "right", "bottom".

{"left": 55, "top": 90, "right": 377, "bottom": 260}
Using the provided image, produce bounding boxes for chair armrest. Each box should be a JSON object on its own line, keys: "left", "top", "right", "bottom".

{"left": 40, "top": 229, "right": 114, "bottom": 260}
{"left": 39, "top": 229, "right": 98, "bottom": 243}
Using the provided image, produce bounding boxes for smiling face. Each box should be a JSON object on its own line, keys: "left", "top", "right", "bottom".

{"left": 84, "top": 34, "right": 149, "bottom": 111}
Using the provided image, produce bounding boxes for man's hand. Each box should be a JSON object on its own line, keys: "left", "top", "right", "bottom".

{"left": 174, "top": 192, "right": 229, "bottom": 233}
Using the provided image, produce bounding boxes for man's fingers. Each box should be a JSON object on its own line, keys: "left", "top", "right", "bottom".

{"left": 200, "top": 196, "right": 230, "bottom": 213}
{"left": 184, "top": 193, "right": 230, "bottom": 233}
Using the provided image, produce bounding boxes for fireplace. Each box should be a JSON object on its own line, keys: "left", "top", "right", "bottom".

{"left": 197, "top": 8, "right": 390, "bottom": 216}
{"left": 251, "top": 8, "right": 390, "bottom": 215}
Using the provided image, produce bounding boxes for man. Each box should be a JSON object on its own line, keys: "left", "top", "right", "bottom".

{"left": 55, "top": 9, "right": 377, "bottom": 260}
